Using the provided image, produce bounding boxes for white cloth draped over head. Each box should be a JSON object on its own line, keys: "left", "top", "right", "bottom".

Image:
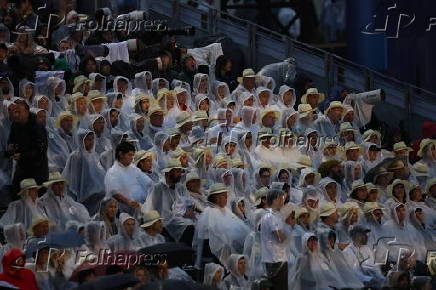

{"left": 275, "top": 85, "right": 296, "bottom": 110}
{"left": 127, "top": 113, "right": 153, "bottom": 150}
{"left": 152, "top": 78, "right": 170, "bottom": 97}
{"left": 100, "top": 128, "right": 127, "bottom": 171}
{"left": 203, "top": 262, "right": 225, "bottom": 287}
{"left": 132, "top": 71, "right": 152, "bottom": 95}
{"left": 19, "top": 80, "right": 37, "bottom": 104}
{"left": 89, "top": 73, "right": 107, "bottom": 94}
{"left": 32, "top": 95, "right": 53, "bottom": 117}
{"left": 62, "top": 128, "right": 106, "bottom": 203}
{"left": 113, "top": 76, "right": 133, "bottom": 113}
{"left": 255, "top": 86, "right": 273, "bottom": 109}
{"left": 224, "top": 254, "right": 250, "bottom": 289}
{"left": 193, "top": 73, "right": 210, "bottom": 95}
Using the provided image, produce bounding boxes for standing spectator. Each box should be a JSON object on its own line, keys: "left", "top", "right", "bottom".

{"left": 8, "top": 99, "right": 48, "bottom": 196}
{"left": 260, "top": 188, "right": 288, "bottom": 290}
{"left": 177, "top": 54, "right": 197, "bottom": 88}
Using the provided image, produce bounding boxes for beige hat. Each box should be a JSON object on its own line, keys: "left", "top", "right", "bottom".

{"left": 70, "top": 92, "right": 88, "bottom": 105}
{"left": 43, "top": 172, "right": 67, "bottom": 187}
{"left": 348, "top": 179, "right": 366, "bottom": 196}
{"left": 339, "top": 122, "right": 358, "bottom": 136}
{"left": 148, "top": 105, "right": 165, "bottom": 117}
{"left": 295, "top": 207, "right": 310, "bottom": 219}
{"left": 237, "top": 68, "right": 258, "bottom": 83}
{"left": 251, "top": 187, "right": 268, "bottom": 206}
{"left": 280, "top": 203, "right": 295, "bottom": 220}
{"left": 207, "top": 183, "right": 228, "bottom": 197}
{"left": 72, "top": 75, "right": 89, "bottom": 93}
{"left": 156, "top": 88, "right": 171, "bottom": 102}
{"left": 296, "top": 154, "right": 312, "bottom": 168}
{"left": 366, "top": 183, "right": 379, "bottom": 195}
{"left": 388, "top": 160, "right": 406, "bottom": 170}
{"left": 373, "top": 167, "right": 394, "bottom": 183}
{"left": 301, "top": 88, "right": 325, "bottom": 105}
{"left": 413, "top": 162, "right": 429, "bottom": 177}
{"left": 18, "top": 178, "right": 40, "bottom": 196}
{"left": 175, "top": 111, "right": 193, "bottom": 128}
{"left": 417, "top": 138, "right": 436, "bottom": 157}
{"left": 161, "top": 159, "right": 184, "bottom": 173}
{"left": 297, "top": 104, "right": 315, "bottom": 118}
{"left": 362, "top": 129, "right": 381, "bottom": 142}
{"left": 193, "top": 110, "right": 209, "bottom": 122}
{"left": 184, "top": 171, "right": 201, "bottom": 186}
{"left": 88, "top": 90, "right": 106, "bottom": 102}
{"left": 344, "top": 142, "right": 363, "bottom": 154}
{"left": 232, "top": 159, "right": 245, "bottom": 169}
{"left": 54, "top": 111, "right": 78, "bottom": 129}
{"left": 133, "top": 150, "right": 155, "bottom": 166}
{"left": 324, "top": 101, "right": 344, "bottom": 115}
{"left": 363, "top": 202, "right": 384, "bottom": 215}
{"left": 135, "top": 93, "right": 153, "bottom": 104}
{"left": 338, "top": 201, "right": 360, "bottom": 217}
{"left": 260, "top": 109, "right": 280, "bottom": 124}
{"left": 319, "top": 202, "right": 337, "bottom": 217}
{"left": 140, "top": 210, "right": 163, "bottom": 228}
{"left": 213, "top": 154, "right": 230, "bottom": 168}
{"left": 27, "top": 216, "right": 54, "bottom": 236}
{"left": 393, "top": 141, "right": 413, "bottom": 152}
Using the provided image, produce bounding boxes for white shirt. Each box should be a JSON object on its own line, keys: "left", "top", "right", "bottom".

{"left": 260, "top": 208, "right": 288, "bottom": 263}
{"left": 104, "top": 161, "right": 153, "bottom": 203}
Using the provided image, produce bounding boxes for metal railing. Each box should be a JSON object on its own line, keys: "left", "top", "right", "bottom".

{"left": 148, "top": 0, "right": 436, "bottom": 137}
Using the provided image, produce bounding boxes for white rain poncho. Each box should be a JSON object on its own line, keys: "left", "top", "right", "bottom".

{"left": 62, "top": 128, "right": 106, "bottom": 207}
{"left": 193, "top": 73, "right": 210, "bottom": 96}
{"left": 132, "top": 71, "right": 152, "bottom": 96}
{"left": 300, "top": 187, "right": 321, "bottom": 224}
{"left": 343, "top": 160, "right": 364, "bottom": 193}
{"left": 318, "top": 229, "right": 364, "bottom": 289}
{"left": 237, "top": 91, "right": 255, "bottom": 110}
{"left": 105, "top": 93, "right": 130, "bottom": 131}
{"left": 243, "top": 211, "right": 266, "bottom": 281}
{"left": 127, "top": 114, "right": 153, "bottom": 150}
{"left": 419, "top": 141, "right": 436, "bottom": 179}
{"left": 280, "top": 109, "right": 298, "bottom": 133}
{"left": 173, "top": 87, "right": 192, "bottom": 115}
{"left": 408, "top": 206, "right": 436, "bottom": 251}
{"left": 203, "top": 263, "right": 226, "bottom": 289}
{"left": 274, "top": 85, "right": 296, "bottom": 111}
{"left": 0, "top": 77, "right": 14, "bottom": 100}
{"left": 255, "top": 86, "right": 273, "bottom": 110}
{"left": 231, "top": 167, "right": 250, "bottom": 199}
{"left": 220, "top": 134, "right": 241, "bottom": 160}
{"left": 212, "top": 81, "right": 231, "bottom": 109}
{"left": 193, "top": 93, "right": 210, "bottom": 116}
{"left": 157, "top": 90, "right": 178, "bottom": 129}
{"left": 38, "top": 186, "right": 90, "bottom": 232}
{"left": 382, "top": 202, "right": 427, "bottom": 261}
{"left": 88, "top": 114, "right": 111, "bottom": 154}
{"left": 113, "top": 76, "right": 133, "bottom": 114}
{"left": 318, "top": 177, "right": 342, "bottom": 206}
{"left": 19, "top": 80, "right": 37, "bottom": 104}
{"left": 150, "top": 131, "right": 171, "bottom": 171}
{"left": 288, "top": 232, "right": 339, "bottom": 290}
{"left": 151, "top": 78, "right": 170, "bottom": 98}
{"left": 32, "top": 95, "right": 53, "bottom": 117}
{"left": 313, "top": 114, "right": 340, "bottom": 138}
{"left": 171, "top": 79, "right": 192, "bottom": 96}
{"left": 256, "top": 76, "right": 277, "bottom": 97}
{"left": 233, "top": 106, "right": 259, "bottom": 138}
{"left": 343, "top": 89, "right": 382, "bottom": 128}
{"left": 298, "top": 128, "right": 323, "bottom": 168}
{"left": 106, "top": 213, "right": 144, "bottom": 252}
{"left": 237, "top": 131, "right": 256, "bottom": 176}
{"left": 208, "top": 108, "right": 234, "bottom": 142}
{"left": 84, "top": 221, "right": 109, "bottom": 254}
{"left": 165, "top": 198, "right": 197, "bottom": 242}
{"left": 223, "top": 254, "right": 250, "bottom": 289}
{"left": 0, "top": 187, "right": 45, "bottom": 230}
{"left": 100, "top": 128, "right": 127, "bottom": 171}
{"left": 46, "top": 77, "right": 68, "bottom": 117}
{"left": 137, "top": 229, "right": 166, "bottom": 248}
{"left": 143, "top": 181, "right": 187, "bottom": 222}
{"left": 104, "top": 157, "right": 153, "bottom": 204}
{"left": 194, "top": 205, "right": 251, "bottom": 266}
{"left": 94, "top": 197, "right": 119, "bottom": 239}
{"left": 0, "top": 224, "right": 25, "bottom": 272}
{"left": 89, "top": 73, "right": 107, "bottom": 94}
{"left": 362, "top": 142, "right": 382, "bottom": 173}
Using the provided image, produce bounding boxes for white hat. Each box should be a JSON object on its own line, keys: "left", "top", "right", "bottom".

{"left": 140, "top": 210, "right": 163, "bottom": 228}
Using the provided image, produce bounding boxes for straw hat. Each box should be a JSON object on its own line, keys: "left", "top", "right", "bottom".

{"left": 338, "top": 201, "right": 360, "bottom": 217}
{"left": 133, "top": 150, "right": 154, "bottom": 166}
{"left": 184, "top": 171, "right": 201, "bottom": 186}
{"left": 366, "top": 183, "right": 379, "bottom": 195}
{"left": 363, "top": 202, "right": 384, "bottom": 215}
{"left": 319, "top": 202, "right": 337, "bottom": 217}
{"left": 161, "top": 159, "right": 184, "bottom": 173}
{"left": 175, "top": 111, "right": 193, "bottom": 128}
{"left": 213, "top": 154, "right": 230, "bottom": 168}
{"left": 193, "top": 110, "right": 209, "bottom": 122}
{"left": 72, "top": 75, "right": 88, "bottom": 93}
{"left": 207, "top": 183, "right": 228, "bottom": 197}
{"left": 237, "top": 68, "right": 258, "bottom": 83}
{"left": 295, "top": 207, "right": 310, "bottom": 219}
{"left": 280, "top": 203, "right": 295, "bottom": 220}
{"left": 348, "top": 179, "right": 366, "bottom": 196}
{"left": 18, "top": 178, "right": 40, "bottom": 196}
{"left": 297, "top": 104, "right": 315, "bottom": 118}
{"left": 339, "top": 122, "right": 358, "bottom": 136}
{"left": 88, "top": 90, "right": 106, "bottom": 102}
{"left": 393, "top": 141, "right": 413, "bottom": 152}
{"left": 301, "top": 88, "right": 325, "bottom": 105}
{"left": 232, "top": 159, "right": 245, "bottom": 169}
{"left": 387, "top": 179, "right": 409, "bottom": 197}
{"left": 28, "top": 216, "right": 54, "bottom": 236}
{"left": 140, "top": 210, "right": 163, "bottom": 228}
{"left": 260, "top": 109, "right": 280, "bottom": 123}
{"left": 388, "top": 160, "right": 406, "bottom": 170}
{"left": 362, "top": 129, "right": 381, "bottom": 142}
{"left": 54, "top": 111, "right": 78, "bottom": 129}
{"left": 251, "top": 187, "right": 268, "bottom": 206}
{"left": 324, "top": 101, "right": 344, "bottom": 115}
{"left": 156, "top": 88, "right": 171, "bottom": 102}
{"left": 296, "top": 155, "right": 312, "bottom": 168}
{"left": 344, "top": 142, "right": 364, "bottom": 154}
{"left": 417, "top": 138, "right": 436, "bottom": 157}
{"left": 373, "top": 167, "right": 394, "bottom": 183}
{"left": 413, "top": 162, "right": 429, "bottom": 177}
{"left": 43, "top": 172, "right": 67, "bottom": 187}
{"left": 148, "top": 105, "right": 165, "bottom": 117}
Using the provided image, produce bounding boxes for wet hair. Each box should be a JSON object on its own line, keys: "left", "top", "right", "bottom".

{"left": 115, "top": 141, "right": 136, "bottom": 161}
{"left": 266, "top": 189, "right": 284, "bottom": 206}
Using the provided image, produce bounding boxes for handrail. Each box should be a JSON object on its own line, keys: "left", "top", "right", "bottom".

{"left": 147, "top": 0, "right": 436, "bottom": 130}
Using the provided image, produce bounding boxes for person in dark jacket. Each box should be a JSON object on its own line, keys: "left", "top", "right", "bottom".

{"left": 0, "top": 248, "right": 39, "bottom": 290}
{"left": 7, "top": 100, "right": 48, "bottom": 196}
{"left": 177, "top": 54, "right": 197, "bottom": 89}
{"left": 215, "top": 55, "right": 238, "bottom": 92}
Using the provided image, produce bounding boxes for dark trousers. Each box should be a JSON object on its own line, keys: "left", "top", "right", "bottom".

{"left": 265, "top": 262, "right": 288, "bottom": 290}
